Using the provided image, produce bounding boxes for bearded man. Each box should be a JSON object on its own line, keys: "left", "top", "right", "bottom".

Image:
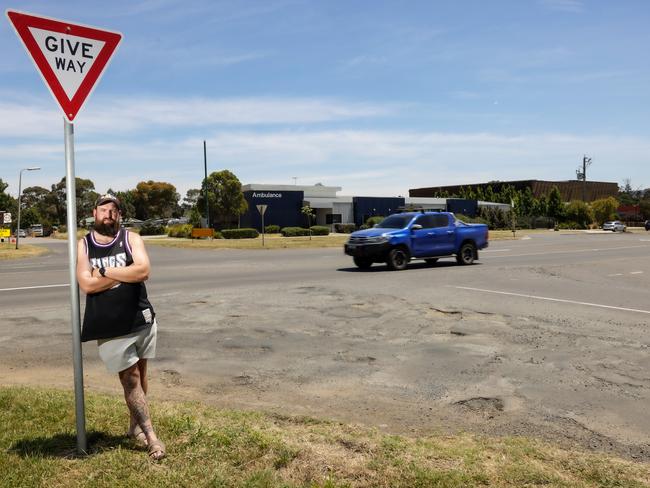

{"left": 76, "top": 194, "right": 165, "bottom": 460}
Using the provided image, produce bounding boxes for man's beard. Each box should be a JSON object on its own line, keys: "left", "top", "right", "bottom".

{"left": 93, "top": 218, "right": 119, "bottom": 237}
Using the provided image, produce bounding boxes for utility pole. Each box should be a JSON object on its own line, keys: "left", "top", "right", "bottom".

{"left": 203, "top": 140, "right": 210, "bottom": 228}
{"left": 576, "top": 155, "right": 592, "bottom": 202}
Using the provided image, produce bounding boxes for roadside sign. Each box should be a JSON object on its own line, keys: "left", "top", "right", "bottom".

{"left": 6, "top": 10, "right": 122, "bottom": 122}
{"left": 0, "top": 229, "right": 10, "bottom": 238}
{"left": 6, "top": 9, "right": 123, "bottom": 455}
{"left": 256, "top": 204, "right": 268, "bottom": 215}
{"left": 3, "top": 212, "right": 11, "bottom": 224}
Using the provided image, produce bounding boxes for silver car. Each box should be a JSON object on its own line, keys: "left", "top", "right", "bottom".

{"left": 602, "top": 220, "right": 626, "bottom": 232}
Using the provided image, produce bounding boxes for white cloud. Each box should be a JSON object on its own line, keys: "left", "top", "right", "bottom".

{"left": 0, "top": 94, "right": 398, "bottom": 137}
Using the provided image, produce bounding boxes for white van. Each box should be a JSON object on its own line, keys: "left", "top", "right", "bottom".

{"left": 31, "top": 224, "right": 43, "bottom": 237}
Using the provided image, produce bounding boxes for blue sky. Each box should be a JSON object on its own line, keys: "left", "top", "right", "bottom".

{"left": 1, "top": 0, "right": 649, "bottom": 200}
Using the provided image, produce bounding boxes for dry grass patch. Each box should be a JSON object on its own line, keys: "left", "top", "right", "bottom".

{"left": 146, "top": 234, "right": 350, "bottom": 250}
{"left": 0, "top": 244, "right": 48, "bottom": 260}
{"left": 1, "top": 387, "right": 649, "bottom": 487}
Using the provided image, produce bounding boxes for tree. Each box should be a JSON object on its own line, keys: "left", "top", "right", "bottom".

{"left": 301, "top": 204, "right": 315, "bottom": 240}
{"left": 639, "top": 197, "right": 650, "bottom": 220}
{"left": 132, "top": 181, "right": 180, "bottom": 221}
{"left": 564, "top": 200, "right": 593, "bottom": 228}
{"left": 197, "top": 170, "right": 248, "bottom": 229}
{"left": 182, "top": 189, "right": 201, "bottom": 212}
{"left": 21, "top": 186, "right": 50, "bottom": 209}
{"left": 112, "top": 189, "right": 137, "bottom": 220}
{"left": 591, "top": 197, "right": 619, "bottom": 224}
{"left": 546, "top": 186, "right": 565, "bottom": 223}
{"left": 517, "top": 187, "right": 535, "bottom": 217}
{"left": 51, "top": 177, "right": 98, "bottom": 223}
{"left": 0, "top": 178, "right": 17, "bottom": 218}
{"left": 618, "top": 178, "right": 641, "bottom": 206}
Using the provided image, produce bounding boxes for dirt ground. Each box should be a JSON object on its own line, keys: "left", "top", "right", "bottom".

{"left": 2, "top": 277, "right": 650, "bottom": 463}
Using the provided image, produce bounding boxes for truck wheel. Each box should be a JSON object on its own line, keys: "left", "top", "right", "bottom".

{"left": 387, "top": 248, "right": 409, "bottom": 271}
{"left": 456, "top": 242, "right": 476, "bottom": 265}
{"left": 424, "top": 258, "right": 438, "bottom": 265}
{"left": 353, "top": 257, "right": 373, "bottom": 269}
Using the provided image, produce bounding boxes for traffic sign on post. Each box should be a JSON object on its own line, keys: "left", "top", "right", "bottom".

{"left": 6, "top": 9, "right": 123, "bottom": 456}
{"left": 3, "top": 212, "right": 11, "bottom": 224}
{"left": 6, "top": 10, "right": 122, "bottom": 122}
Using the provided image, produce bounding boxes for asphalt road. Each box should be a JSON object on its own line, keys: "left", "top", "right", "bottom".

{"left": 1, "top": 231, "right": 649, "bottom": 460}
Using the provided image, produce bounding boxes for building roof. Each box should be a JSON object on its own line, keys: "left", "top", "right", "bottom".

{"left": 243, "top": 183, "right": 342, "bottom": 198}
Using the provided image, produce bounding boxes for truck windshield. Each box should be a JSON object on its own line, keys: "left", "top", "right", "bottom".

{"left": 377, "top": 215, "right": 413, "bottom": 229}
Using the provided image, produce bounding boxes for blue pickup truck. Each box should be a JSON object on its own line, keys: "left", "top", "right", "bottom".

{"left": 344, "top": 211, "right": 489, "bottom": 270}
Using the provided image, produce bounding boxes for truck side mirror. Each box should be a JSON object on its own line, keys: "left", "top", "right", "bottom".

{"left": 411, "top": 224, "right": 422, "bottom": 231}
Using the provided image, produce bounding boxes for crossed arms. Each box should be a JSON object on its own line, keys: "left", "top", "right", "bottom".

{"left": 76, "top": 232, "right": 151, "bottom": 295}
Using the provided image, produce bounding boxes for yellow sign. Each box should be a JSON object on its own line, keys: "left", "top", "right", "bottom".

{"left": 0, "top": 229, "right": 10, "bottom": 238}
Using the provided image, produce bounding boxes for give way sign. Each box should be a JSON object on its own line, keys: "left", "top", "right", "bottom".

{"left": 6, "top": 10, "right": 122, "bottom": 122}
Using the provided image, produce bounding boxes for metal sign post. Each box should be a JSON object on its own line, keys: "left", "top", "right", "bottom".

{"left": 65, "top": 119, "right": 87, "bottom": 453}
{"left": 256, "top": 204, "right": 268, "bottom": 247}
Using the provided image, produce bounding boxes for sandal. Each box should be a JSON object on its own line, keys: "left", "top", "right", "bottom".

{"left": 148, "top": 440, "right": 166, "bottom": 461}
{"left": 127, "top": 425, "right": 148, "bottom": 448}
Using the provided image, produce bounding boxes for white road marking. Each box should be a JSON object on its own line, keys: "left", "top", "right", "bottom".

{"left": 0, "top": 283, "right": 68, "bottom": 292}
{"left": 607, "top": 273, "right": 624, "bottom": 277}
{"left": 630, "top": 271, "right": 643, "bottom": 275}
{"left": 483, "top": 244, "right": 649, "bottom": 259}
{"left": 450, "top": 285, "right": 650, "bottom": 315}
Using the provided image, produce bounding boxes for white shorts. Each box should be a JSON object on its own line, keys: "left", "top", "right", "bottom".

{"left": 97, "top": 320, "right": 157, "bottom": 373}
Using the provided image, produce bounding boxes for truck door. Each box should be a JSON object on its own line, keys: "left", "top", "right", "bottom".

{"left": 410, "top": 214, "right": 439, "bottom": 257}
{"left": 430, "top": 214, "right": 456, "bottom": 255}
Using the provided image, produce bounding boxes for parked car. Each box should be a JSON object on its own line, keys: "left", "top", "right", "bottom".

{"left": 602, "top": 221, "right": 626, "bottom": 232}
{"left": 13, "top": 229, "right": 26, "bottom": 238}
{"left": 645, "top": 220, "right": 650, "bottom": 231}
{"left": 344, "top": 211, "right": 489, "bottom": 270}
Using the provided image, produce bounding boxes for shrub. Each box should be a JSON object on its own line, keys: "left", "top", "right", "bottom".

{"left": 365, "top": 216, "right": 384, "bottom": 227}
{"left": 264, "top": 224, "right": 280, "bottom": 234}
{"left": 167, "top": 224, "right": 193, "bottom": 238}
{"left": 334, "top": 223, "right": 356, "bottom": 233}
{"left": 140, "top": 223, "right": 166, "bottom": 236}
{"left": 221, "top": 228, "right": 259, "bottom": 239}
{"left": 565, "top": 200, "right": 594, "bottom": 228}
{"left": 557, "top": 221, "right": 584, "bottom": 230}
{"left": 281, "top": 227, "right": 310, "bottom": 237}
{"left": 310, "top": 225, "right": 329, "bottom": 236}
{"left": 477, "top": 207, "right": 513, "bottom": 230}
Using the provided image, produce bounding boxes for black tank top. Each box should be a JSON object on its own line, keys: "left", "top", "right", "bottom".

{"left": 81, "top": 228, "right": 155, "bottom": 342}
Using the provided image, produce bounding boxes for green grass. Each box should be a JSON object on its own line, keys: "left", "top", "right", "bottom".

{"left": 0, "top": 387, "right": 648, "bottom": 487}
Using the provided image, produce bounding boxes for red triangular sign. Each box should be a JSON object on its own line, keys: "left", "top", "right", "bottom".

{"left": 6, "top": 10, "right": 122, "bottom": 122}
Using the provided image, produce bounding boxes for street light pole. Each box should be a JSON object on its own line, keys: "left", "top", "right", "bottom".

{"left": 15, "top": 166, "right": 41, "bottom": 250}
{"left": 203, "top": 140, "right": 210, "bottom": 229}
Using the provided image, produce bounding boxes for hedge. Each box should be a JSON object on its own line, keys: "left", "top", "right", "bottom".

{"left": 264, "top": 224, "right": 281, "bottom": 234}
{"left": 281, "top": 227, "right": 310, "bottom": 237}
{"left": 334, "top": 223, "right": 356, "bottom": 233}
{"left": 140, "top": 223, "right": 166, "bottom": 236}
{"left": 221, "top": 228, "right": 259, "bottom": 239}
{"left": 310, "top": 225, "right": 329, "bottom": 236}
{"left": 365, "top": 216, "right": 384, "bottom": 227}
{"left": 167, "top": 224, "right": 193, "bottom": 238}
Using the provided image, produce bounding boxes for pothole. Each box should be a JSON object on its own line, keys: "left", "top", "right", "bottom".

{"left": 454, "top": 396, "right": 504, "bottom": 416}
